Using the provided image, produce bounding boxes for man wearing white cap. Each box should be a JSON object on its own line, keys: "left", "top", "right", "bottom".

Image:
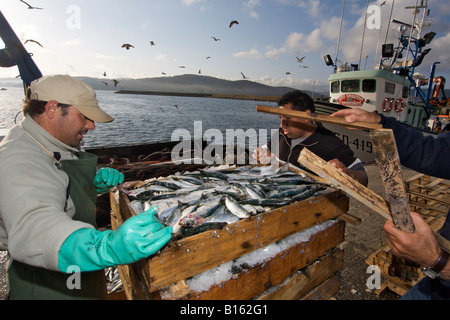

{"left": 0, "top": 75, "right": 172, "bottom": 299}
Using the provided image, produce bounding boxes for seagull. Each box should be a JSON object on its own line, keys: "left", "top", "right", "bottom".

{"left": 206, "top": 56, "right": 211, "bottom": 59}
{"left": 24, "top": 39, "right": 43, "bottom": 48}
{"left": 112, "top": 79, "right": 119, "bottom": 87}
{"left": 211, "top": 37, "right": 220, "bottom": 41}
{"left": 302, "top": 66, "right": 309, "bottom": 68}
{"left": 229, "top": 20, "right": 239, "bottom": 28}
{"left": 296, "top": 56, "right": 305, "bottom": 63}
{"left": 381, "top": 1, "right": 387, "bottom": 6}
{"left": 174, "top": 105, "right": 179, "bottom": 110}
{"left": 286, "top": 72, "right": 291, "bottom": 75}
{"left": 103, "top": 72, "right": 107, "bottom": 77}
{"left": 198, "top": 69, "right": 202, "bottom": 74}
{"left": 161, "top": 72, "right": 166, "bottom": 75}
{"left": 241, "top": 72, "right": 248, "bottom": 79}
{"left": 101, "top": 81, "right": 108, "bottom": 86}
{"left": 150, "top": 41, "right": 155, "bottom": 46}
{"left": 156, "top": 106, "right": 165, "bottom": 113}
{"left": 19, "top": 0, "right": 43, "bottom": 9}
{"left": 179, "top": 66, "right": 186, "bottom": 68}
{"left": 121, "top": 43, "right": 134, "bottom": 50}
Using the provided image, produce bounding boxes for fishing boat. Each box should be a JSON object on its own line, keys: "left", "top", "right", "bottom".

{"left": 315, "top": 0, "right": 448, "bottom": 163}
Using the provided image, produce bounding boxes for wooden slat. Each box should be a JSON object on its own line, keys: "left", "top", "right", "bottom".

{"left": 297, "top": 148, "right": 392, "bottom": 221}
{"left": 185, "top": 222, "right": 345, "bottom": 300}
{"left": 256, "top": 248, "right": 344, "bottom": 300}
{"left": 370, "top": 129, "right": 415, "bottom": 233}
{"left": 256, "top": 105, "right": 382, "bottom": 130}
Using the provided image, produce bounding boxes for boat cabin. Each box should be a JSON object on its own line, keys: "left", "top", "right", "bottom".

{"left": 328, "top": 69, "right": 412, "bottom": 124}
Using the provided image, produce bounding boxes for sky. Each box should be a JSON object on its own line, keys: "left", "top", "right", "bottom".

{"left": 1, "top": 0, "right": 449, "bottom": 93}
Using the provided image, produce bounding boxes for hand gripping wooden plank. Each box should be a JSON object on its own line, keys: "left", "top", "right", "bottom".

{"left": 370, "top": 129, "right": 415, "bottom": 233}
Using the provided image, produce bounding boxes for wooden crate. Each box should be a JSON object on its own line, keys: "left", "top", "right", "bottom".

{"left": 109, "top": 168, "right": 349, "bottom": 300}
{"left": 366, "top": 215, "right": 445, "bottom": 296}
{"left": 365, "top": 174, "right": 449, "bottom": 296}
{"left": 405, "top": 174, "right": 450, "bottom": 218}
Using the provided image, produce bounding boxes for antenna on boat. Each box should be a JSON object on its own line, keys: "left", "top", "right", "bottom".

{"left": 335, "top": 0, "right": 345, "bottom": 69}
{"left": 358, "top": 0, "right": 370, "bottom": 71}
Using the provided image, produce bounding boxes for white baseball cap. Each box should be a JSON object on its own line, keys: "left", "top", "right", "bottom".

{"left": 29, "top": 75, "right": 114, "bottom": 123}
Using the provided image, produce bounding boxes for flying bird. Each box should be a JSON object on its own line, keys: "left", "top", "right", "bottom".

{"left": 296, "top": 56, "right": 305, "bottom": 63}
{"left": 150, "top": 41, "right": 155, "bottom": 46}
{"left": 24, "top": 39, "right": 43, "bottom": 48}
{"left": 241, "top": 72, "right": 248, "bottom": 79}
{"left": 206, "top": 56, "right": 211, "bottom": 59}
{"left": 161, "top": 72, "right": 166, "bottom": 75}
{"left": 112, "top": 79, "right": 119, "bottom": 87}
{"left": 19, "top": 0, "right": 43, "bottom": 9}
{"left": 121, "top": 43, "right": 134, "bottom": 50}
{"left": 381, "top": 1, "right": 387, "bottom": 6}
{"left": 286, "top": 72, "right": 291, "bottom": 75}
{"left": 179, "top": 66, "right": 186, "bottom": 68}
{"left": 103, "top": 72, "right": 107, "bottom": 77}
{"left": 198, "top": 69, "right": 202, "bottom": 74}
{"left": 101, "top": 81, "right": 108, "bottom": 86}
{"left": 174, "top": 105, "right": 179, "bottom": 110}
{"left": 229, "top": 20, "right": 239, "bottom": 28}
{"left": 211, "top": 37, "right": 220, "bottom": 41}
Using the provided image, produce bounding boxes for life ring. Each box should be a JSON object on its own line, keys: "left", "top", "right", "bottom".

{"left": 382, "top": 98, "right": 393, "bottom": 112}
{"left": 395, "top": 98, "right": 406, "bottom": 112}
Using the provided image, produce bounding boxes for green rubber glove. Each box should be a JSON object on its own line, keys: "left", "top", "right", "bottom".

{"left": 93, "top": 167, "right": 124, "bottom": 193}
{"left": 58, "top": 206, "right": 172, "bottom": 273}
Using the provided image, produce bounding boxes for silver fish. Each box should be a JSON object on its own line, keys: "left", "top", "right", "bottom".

{"left": 225, "top": 196, "right": 250, "bottom": 219}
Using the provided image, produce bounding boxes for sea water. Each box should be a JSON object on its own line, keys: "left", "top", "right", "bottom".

{"left": 0, "top": 87, "right": 280, "bottom": 151}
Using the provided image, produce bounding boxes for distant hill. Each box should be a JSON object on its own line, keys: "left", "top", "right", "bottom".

{"left": 79, "top": 74, "right": 312, "bottom": 97}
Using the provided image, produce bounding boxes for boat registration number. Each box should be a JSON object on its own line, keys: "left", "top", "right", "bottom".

{"left": 334, "top": 133, "right": 373, "bottom": 154}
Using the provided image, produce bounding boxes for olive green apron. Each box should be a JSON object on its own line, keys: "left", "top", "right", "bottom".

{"left": 8, "top": 152, "right": 107, "bottom": 300}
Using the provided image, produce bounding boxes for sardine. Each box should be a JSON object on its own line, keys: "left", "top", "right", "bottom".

{"left": 225, "top": 196, "right": 250, "bottom": 219}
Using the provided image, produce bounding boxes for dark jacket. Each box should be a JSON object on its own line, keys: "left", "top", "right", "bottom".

{"left": 267, "top": 125, "right": 363, "bottom": 171}
{"left": 380, "top": 115, "right": 450, "bottom": 240}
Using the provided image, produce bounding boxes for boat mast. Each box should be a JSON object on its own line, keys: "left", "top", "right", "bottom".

{"left": 358, "top": 0, "right": 370, "bottom": 70}
{"left": 335, "top": 0, "right": 345, "bottom": 70}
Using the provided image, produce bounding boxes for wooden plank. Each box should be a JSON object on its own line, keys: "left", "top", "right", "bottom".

{"left": 297, "top": 148, "right": 392, "bottom": 221}
{"left": 370, "top": 129, "right": 415, "bottom": 233}
{"left": 256, "top": 104, "right": 382, "bottom": 130}
{"left": 256, "top": 248, "right": 344, "bottom": 300}
{"left": 144, "top": 191, "right": 348, "bottom": 291}
{"left": 301, "top": 275, "right": 341, "bottom": 300}
{"left": 185, "top": 222, "right": 345, "bottom": 300}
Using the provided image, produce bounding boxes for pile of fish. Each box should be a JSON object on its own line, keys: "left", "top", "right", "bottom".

{"left": 124, "top": 165, "right": 328, "bottom": 237}
{"left": 105, "top": 266, "right": 123, "bottom": 294}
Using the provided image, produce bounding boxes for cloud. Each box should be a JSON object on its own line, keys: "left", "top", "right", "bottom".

{"left": 233, "top": 48, "right": 263, "bottom": 59}
{"left": 263, "top": 28, "right": 323, "bottom": 60}
{"left": 244, "top": 0, "right": 261, "bottom": 19}
{"left": 182, "top": 0, "right": 206, "bottom": 6}
{"left": 60, "top": 38, "right": 82, "bottom": 47}
{"left": 154, "top": 54, "right": 169, "bottom": 62}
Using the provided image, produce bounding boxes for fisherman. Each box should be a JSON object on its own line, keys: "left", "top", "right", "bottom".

{"left": 0, "top": 75, "right": 172, "bottom": 299}
{"left": 253, "top": 90, "right": 368, "bottom": 186}
{"left": 331, "top": 108, "right": 450, "bottom": 300}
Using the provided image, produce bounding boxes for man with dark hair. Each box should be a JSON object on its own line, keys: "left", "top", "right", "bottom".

{"left": 254, "top": 90, "right": 368, "bottom": 186}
